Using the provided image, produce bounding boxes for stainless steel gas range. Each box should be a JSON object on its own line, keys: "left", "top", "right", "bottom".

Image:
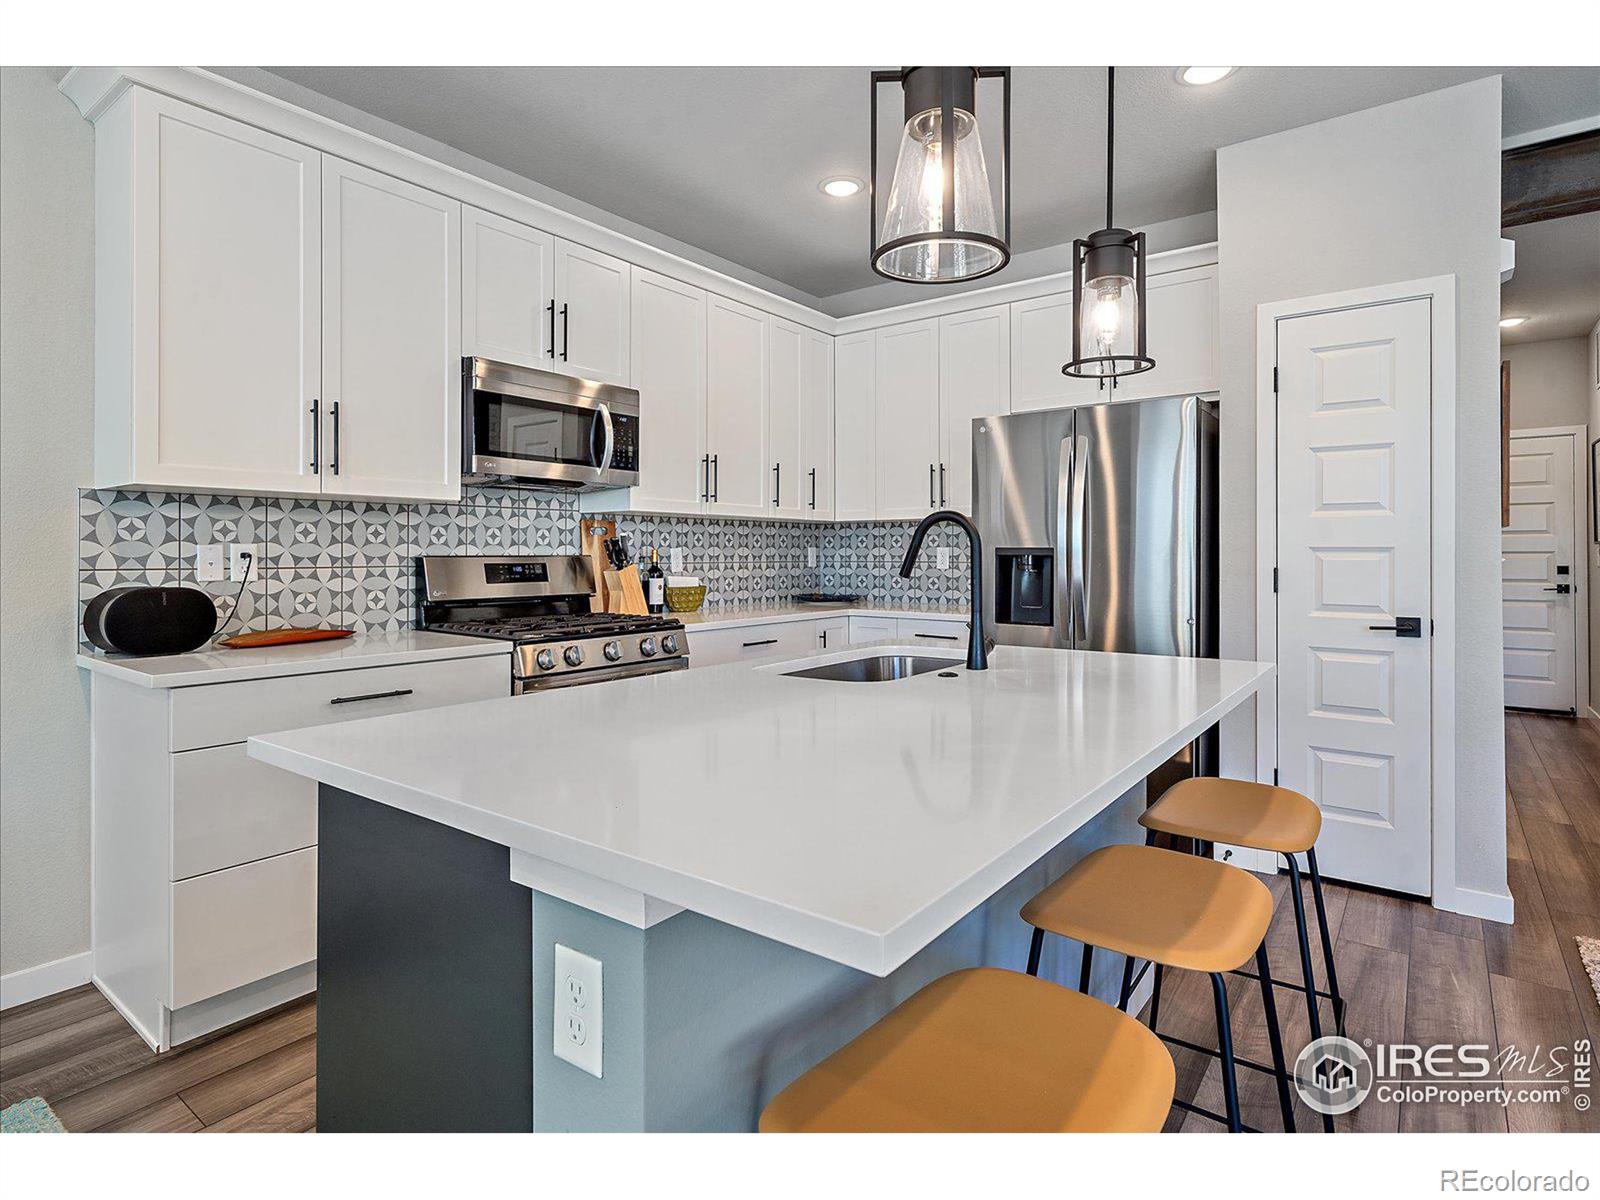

{"left": 417, "top": 555, "right": 688, "bottom": 694}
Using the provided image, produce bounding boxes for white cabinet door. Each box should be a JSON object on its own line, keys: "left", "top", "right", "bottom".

{"left": 834, "top": 332, "right": 877, "bottom": 521}
{"left": 321, "top": 157, "right": 461, "bottom": 501}
{"left": 768, "top": 317, "right": 805, "bottom": 519}
{"left": 461, "top": 205, "right": 554, "bottom": 369}
{"left": 630, "top": 269, "right": 708, "bottom": 514}
{"left": 1009, "top": 292, "right": 1103, "bottom": 412}
{"left": 800, "top": 329, "right": 835, "bottom": 521}
{"left": 555, "top": 241, "right": 631, "bottom": 386}
{"left": 815, "top": 617, "right": 849, "bottom": 651}
{"left": 705, "top": 295, "right": 769, "bottom": 517}
{"left": 875, "top": 321, "right": 941, "bottom": 519}
{"left": 848, "top": 615, "right": 898, "bottom": 644}
{"left": 122, "top": 91, "right": 322, "bottom": 495}
{"left": 1111, "top": 265, "right": 1219, "bottom": 403}
{"left": 939, "top": 305, "right": 1010, "bottom": 515}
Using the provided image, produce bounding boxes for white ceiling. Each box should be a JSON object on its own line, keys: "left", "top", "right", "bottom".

{"left": 263, "top": 65, "right": 1600, "bottom": 302}
{"left": 1500, "top": 212, "right": 1600, "bottom": 345}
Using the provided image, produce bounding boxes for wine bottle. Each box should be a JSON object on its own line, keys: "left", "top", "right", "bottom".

{"left": 645, "top": 547, "right": 666, "bottom": 614}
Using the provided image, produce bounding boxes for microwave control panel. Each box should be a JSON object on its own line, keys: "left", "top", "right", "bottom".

{"left": 610, "top": 413, "right": 639, "bottom": 472}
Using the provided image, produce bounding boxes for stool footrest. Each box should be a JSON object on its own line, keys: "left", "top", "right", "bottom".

{"left": 1155, "top": 1032, "right": 1282, "bottom": 1081}
{"left": 1170, "top": 1097, "right": 1262, "bottom": 1133}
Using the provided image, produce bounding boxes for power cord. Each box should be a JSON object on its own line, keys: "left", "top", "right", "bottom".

{"left": 211, "top": 550, "right": 254, "bottom": 643}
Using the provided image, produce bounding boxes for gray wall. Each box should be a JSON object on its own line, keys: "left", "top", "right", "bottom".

{"left": 1216, "top": 77, "right": 1507, "bottom": 906}
{"left": 0, "top": 67, "right": 96, "bottom": 978}
{"left": 1588, "top": 323, "right": 1600, "bottom": 716}
{"left": 1505, "top": 336, "right": 1591, "bottom": 431}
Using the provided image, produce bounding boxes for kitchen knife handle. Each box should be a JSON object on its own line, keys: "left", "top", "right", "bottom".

{"left": 546, "top": 299, "right": 556, "bottom": 358}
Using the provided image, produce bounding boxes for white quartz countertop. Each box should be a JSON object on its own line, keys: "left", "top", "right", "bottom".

{"left": 249, "top": 644, "right": 1270, "bottom": 974}
{"left": 676, "top": 603, "right": 969, "bottom": 631}
{"left": 77, "top": 630, "right": 510, "bottom": 688}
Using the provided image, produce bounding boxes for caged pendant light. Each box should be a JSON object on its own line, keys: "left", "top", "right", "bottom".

{"left": 1063, "top": 67, "right": 1154, "bottom": 381}
{"left": 869, "top": 66, "right": 1012, "bottom": 284}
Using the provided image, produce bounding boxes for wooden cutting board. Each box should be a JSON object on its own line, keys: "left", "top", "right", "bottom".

{"left": 218, "top": 628, "right": 355, "bottom": 649}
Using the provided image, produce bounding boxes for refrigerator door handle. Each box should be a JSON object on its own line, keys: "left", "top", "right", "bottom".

{"left": 1070, "top": 433, "right": 1090, "bottom": 643}
{"left": 1056, "top": 435, "right": 1076, "bottom": 644}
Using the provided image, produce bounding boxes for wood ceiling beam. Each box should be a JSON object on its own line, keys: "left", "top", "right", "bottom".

{"left": 1502, "top": 130, "right": 1600, "bottom": 227}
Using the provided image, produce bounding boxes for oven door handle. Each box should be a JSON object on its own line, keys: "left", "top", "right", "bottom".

{"left": 595, "top": 402, "right": 615, "bottom": 471}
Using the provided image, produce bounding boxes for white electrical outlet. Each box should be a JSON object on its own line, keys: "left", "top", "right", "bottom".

{"left": 194, "top": 545, "right": 225, "bottom": 583}
{"left": 228, "top": 543, "right": 260, "bottom": 582}
{"left": 554, "top": 943, "right": 602, "bottom": 1078}
{"left": 807, "top": 546, "right": 817, "bottom": 568}
{"left": 936, "top": 547, "right": 951, "bottom": 570}
{"left": 670, "top": 547, "right": 685, "bottom": 574}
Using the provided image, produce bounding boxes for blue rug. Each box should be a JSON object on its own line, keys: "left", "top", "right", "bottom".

{"left": 1, "top": 1097, "right": 66, "bottom": 1132}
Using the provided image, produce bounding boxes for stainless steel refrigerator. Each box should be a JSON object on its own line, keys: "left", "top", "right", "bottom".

{"left": 973, "top": 396, "right": 1219, "bottom": 778}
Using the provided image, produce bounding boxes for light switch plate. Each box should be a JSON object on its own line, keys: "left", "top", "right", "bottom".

{"left": 936, "top": 547, "right": 951, "bottom": 570}
{"left": 194, "top": 545, "right": 225, "bottom": 583}
{"left": 807, "top": 546, "right": 817, "bottom": 568}
{"left": 554, "top": 943, "right": 603, "bottom": 1078}
{"left": 670, "top": 547, "right": 685, "bottom": 574}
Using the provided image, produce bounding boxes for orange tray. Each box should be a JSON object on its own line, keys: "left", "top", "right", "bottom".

{"left": 218, "top": 627, "right": 356, "bottom": 650}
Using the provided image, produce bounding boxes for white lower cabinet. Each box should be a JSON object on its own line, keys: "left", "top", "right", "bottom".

{"left": 684, "top": 620, "right": 817, "bottom": 668}
{"left": 814, "top": 617, "right": 849, "bottom": 651}
{"left": 847, "top": 615, "right": 899, "bottom": 644}
{"left": 88, "top": 650, "right": 506, "bottom": 1050}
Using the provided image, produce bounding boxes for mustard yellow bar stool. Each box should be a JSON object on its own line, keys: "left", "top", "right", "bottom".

{"left": 1139, "top": 777, "right": 1347, "bottom": 1064}
{"left": 1021, "top": 844, "right": 1296, "bottom": 1133}
{"left": 759, "top": 968, "right": 1175, "bottom": 1132}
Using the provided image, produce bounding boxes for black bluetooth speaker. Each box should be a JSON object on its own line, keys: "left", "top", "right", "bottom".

{"left": 82, "top": 586, "right": 218, "bottom": 656}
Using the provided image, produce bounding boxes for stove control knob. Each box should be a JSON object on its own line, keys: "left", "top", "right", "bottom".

{"left": 639, "top": 637, "right": 658, "bottom": 658}
{"left": 563, "top": 645, "right": 585, "bottom": 667}
{"left": 535, "top": 648, "right": 557, "bottom": 671}
{"left": 603, "top": 640, "right": 623, "bottom": 662}
{"left": 661, "top": 634, "right": 680, "bottom": 655}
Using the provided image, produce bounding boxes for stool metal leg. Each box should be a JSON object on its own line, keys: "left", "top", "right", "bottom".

{"left": 1306, "top": 847, "right": 1347, "bottom": 1037}
{"left": 1284, "top": 851, "right": 1335, "bottom": 1133}
{"left": 1026, "top": 927, "right": 1044, "bottom": 977}
{"left": 1210, "top": 972, "right": 1243, "bottom": 1132}
{"left": 1078, "top": 943, "right": 1095, "bottom": 994}
{"left": 1254, "top": 943, "right": 1296, "bottom": 1133}
{"left": 1118, "top": 955, "right": 1136, "bottom": 1011}
{"left": 1148, "top": 963, "right": 1165, "bottom": 1032}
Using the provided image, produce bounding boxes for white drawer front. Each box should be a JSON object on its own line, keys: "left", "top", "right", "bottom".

{"left": 686, "top": 621, "right": 817, "bottom": 668}
{"left": 898, "top": 617, "right": 968, "bottom": 647}
{"left": 170, "top": 654, "right": 506, "bottom": 750}
{"left": 170, "top": 846, "right": 316, "bottom": 1009}
{"left": 847, "top": 616, "right": 898, "bottom": 645}
{"left": 172, "top": 743, "right": 316, "bottom": 881}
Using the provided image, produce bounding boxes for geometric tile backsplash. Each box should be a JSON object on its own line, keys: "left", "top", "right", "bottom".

{"left": 78, "top": 486, "right": 971, "bottom": 647}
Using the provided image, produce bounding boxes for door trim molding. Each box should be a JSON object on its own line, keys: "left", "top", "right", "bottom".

{"left": 1507, "top": 424, "right": 1590, "bottom": 719}
{"left": 1255, "top": 275, "right": 1461, "bottom": 909}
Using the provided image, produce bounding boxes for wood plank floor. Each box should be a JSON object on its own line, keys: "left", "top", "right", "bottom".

{"left": 3, "top": 711, "right": 1598, "bottom": 1133}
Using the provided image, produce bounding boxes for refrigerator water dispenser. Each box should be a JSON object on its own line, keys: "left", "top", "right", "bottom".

{"left": 995, "top": 549, "right": 1054, "bottom": 627}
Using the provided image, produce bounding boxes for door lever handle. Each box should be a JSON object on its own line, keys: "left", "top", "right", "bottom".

{"left": 1543, "top": 584, "right": 1573, "bottom": 594}
{"left": 1368, "top": 616, "right": 1422, "bottom": 638}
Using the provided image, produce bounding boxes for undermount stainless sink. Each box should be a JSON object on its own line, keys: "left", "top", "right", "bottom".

{"left": 782, "top": 654, "right": 957, "bottom": 683}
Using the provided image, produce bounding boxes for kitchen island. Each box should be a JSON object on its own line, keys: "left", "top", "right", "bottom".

{"left": 249, "top": 642, "right": 1271, "bottom": 1131}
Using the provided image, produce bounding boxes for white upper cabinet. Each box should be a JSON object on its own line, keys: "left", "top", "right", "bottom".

{"left": 874, "top": 321, "right": 941, "bottom": 520}
{"left": 705, "top": 295, "right": 769, "bottom": 518}
{"left": 96, "top": 89, "right": 323, "bottom": 495}
{"left": 1109, "top": 265, "right": 1219, "bottom": 403}
{"left": 1008, "top": 292, "right": 1103, "bottom": 412}
{"left": 461, "top": 206, "right": 554, "bottom": 370}
{"left": 800, "top": 329, "right": 835, "bottom": 521}
{"left": 320, "top": 157, "right": 461, "bottom": 501}
{"left": 833, "top": 332, "right": 877, "bottom": 522}
{"left": 767, "top": 318, "right": 806, "bottom": 520}
{"left": 554, "top": 242, "right": 631, "bottom": 386}
{"left": 628, "top": 269, "right": 707, "bottom": 514}
{"left": 938, "top": 305, "right": 1010, "bottom": 515}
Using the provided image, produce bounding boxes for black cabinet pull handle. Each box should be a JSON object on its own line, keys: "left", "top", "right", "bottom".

{"left": 711, "top": 454, "right": 719, "bottom": 502}
{"left": 773, "top": 462, "right": 781, "bottom": 507}
{"left": 560, "top": 302, "right": 569, "bottom": 361}
{"left": 929, "top": 463, "right": 936, "bottom": 506}
{"left": 546, "top": 299, "right": 556, "bottom": 358}
{"left": 939, "top": 463, "right": 946, "bottom": 506}
{"left": 330, "top": 401, "right": 341, "bottom": 475}
{"left": 330, "top": 688, "right": 414, "bottom": 705}
{"left": 914, "top": 632, "right": 960, "bottom": 641}
{"left": 701, "top": 454, "right": 710, "bottom": 502}
{"left": 809, "top": 467, "right": 817, "bottom": 510}
{"left": 741, "top": 638, "right": 778, "bottom": 648}
{"left": 309, "top": 397, "right": 320, "bottom": 473}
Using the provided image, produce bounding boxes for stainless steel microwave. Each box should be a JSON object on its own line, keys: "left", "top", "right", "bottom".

{"left": 462, "top": 357, "right": 640, "bottom": 490}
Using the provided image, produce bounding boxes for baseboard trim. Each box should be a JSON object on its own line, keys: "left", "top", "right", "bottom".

{"left": 92, "top": 975, "right": 163, "bottom": 1051}
{"left": 1586, "top": 705, "right": 1600, "bottom": 723}
{"left": 1, "top": 950, "right": 94, "bottom": 1011}
{"left": 1434, "top": 885, "right": 1515, "bottom": 925}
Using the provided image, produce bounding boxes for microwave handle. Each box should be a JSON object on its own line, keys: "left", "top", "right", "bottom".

{"left": 595, "top": 403, "right": 615, "bottom": 472}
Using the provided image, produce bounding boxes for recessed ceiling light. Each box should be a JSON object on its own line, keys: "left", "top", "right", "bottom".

{"left": 819, "top": 176, "right": 863, "bottom": 198}
{"left": 1179, "top": 67, "right": 1235, "bottom": 86}
{"left": 1499, "top": 317, "right": 1528, "bottom": 328}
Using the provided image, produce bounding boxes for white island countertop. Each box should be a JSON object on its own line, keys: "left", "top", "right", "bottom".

{"left": 249, "top": 644, "right": 1271, "bottom": 975}
{"left": 77, "top": 630, "right": 510, "bottom": 688}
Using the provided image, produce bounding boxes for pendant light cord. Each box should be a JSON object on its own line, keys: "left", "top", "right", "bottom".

{"left": 1105, "top": 66, "right": 1115, "bottom": 230}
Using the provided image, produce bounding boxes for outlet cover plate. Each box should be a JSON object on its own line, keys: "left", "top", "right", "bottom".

{"left": 554, "top": 943, "right": 602, "bottom": 1078}
{"left": 228, "top": 543, "right": 260, "bottom": 582}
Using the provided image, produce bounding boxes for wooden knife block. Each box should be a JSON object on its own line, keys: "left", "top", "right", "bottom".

{"left": 580, "top": 517, "right": 648, "bottom": 615}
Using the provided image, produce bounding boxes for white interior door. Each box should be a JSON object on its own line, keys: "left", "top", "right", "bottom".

{"left": 1503, "top": 432, "right": 1579, "bottom": 712}
{"left": 1275, "top": 297, "right": 1432, "bottom": 895}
